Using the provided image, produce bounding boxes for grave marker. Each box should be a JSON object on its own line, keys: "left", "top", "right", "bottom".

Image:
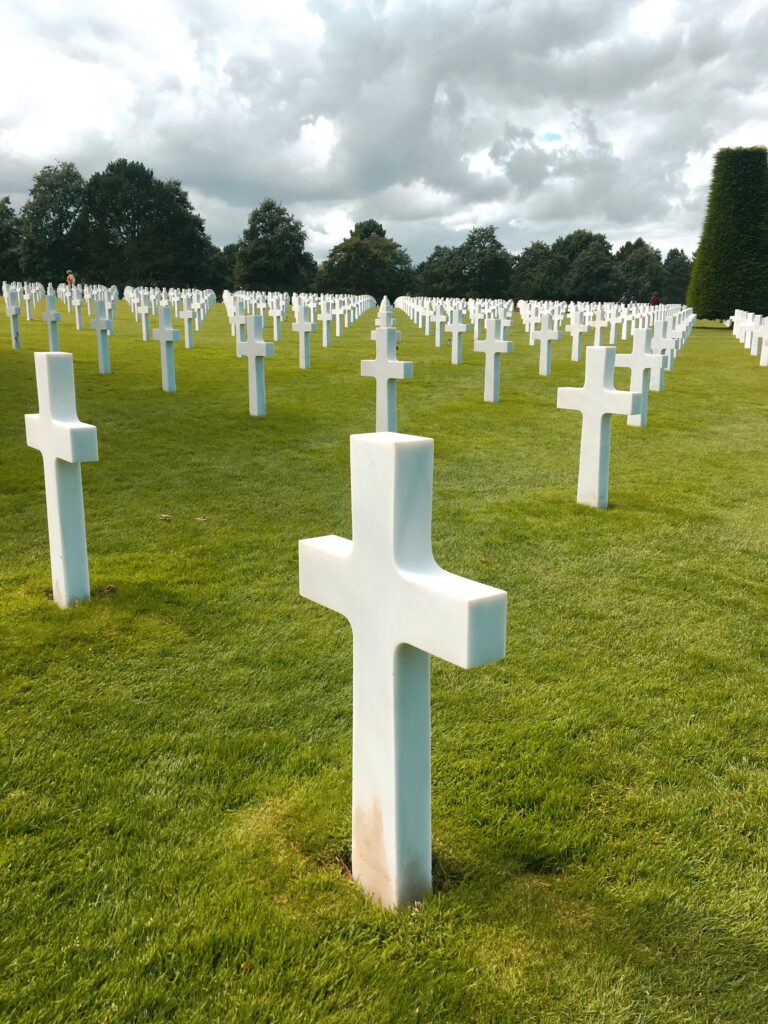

{"left": 6, "top": 289, "right": 21, "bottom": 349}
{"left": 237, "top": 313, "right": 274, "bottom": 416}
{"left": 615, "top": 327, "right": 663, "bottom": 427}
{"left": 25, "top": 352, "right": 98, "bottom": 608}
{"left": 474, "top": 318, "right": 512, "bottom": 402}
{"left": 299, "top": 432, "right": 507, "bottom": 907}
{"left": 292, "top": 305, "right": 315, "bottom": 369}
{"left": 90, "top": 300, "right": 112, "bottom": 374}
{"left": 361, "top": 325, "right": 413, "bottom": 431}
{"left": 43, "top": 287, "right": 61, "bottom": 352}
{"left": 152, "top": 305, "right": 180, "bottom": 392}
{"left": 557, "top": 346, "right": 642, "bottom": 508}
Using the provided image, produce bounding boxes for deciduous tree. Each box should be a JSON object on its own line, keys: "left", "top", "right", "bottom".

{"left": 19, "top": 162, "right": 86, "bottom": 282}
{"left": 82, "top": 159, "right": 217, "bottom": 289}
{"left": 0, "top": 197, "right": 22, "bottom": 282}
{"left": 317, "top": 221, "right": 414, "bottom": 300}
{"left": 235, "top": 199, "right": 316, "bottom": 293}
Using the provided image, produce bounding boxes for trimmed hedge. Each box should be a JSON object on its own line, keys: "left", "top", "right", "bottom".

{"left": 687, "top": 146, "right": 768, "bottom": 319}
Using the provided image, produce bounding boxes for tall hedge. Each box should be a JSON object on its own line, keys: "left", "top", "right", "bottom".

{"left": 687, "top": 146, "right": 768, "bottom": 319}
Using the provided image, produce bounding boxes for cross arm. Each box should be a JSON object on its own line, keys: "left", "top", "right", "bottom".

{"left": 399, "top": 567, "right": 507, "bottom": 669}
{"left": 25, "top": 415, "right": 98, "bottom": 463}
{"left": 556, "top": 387, "right": 583, "bottom": 413}
{"left": 299, "top": 535, "right": 355, "bottom": 619}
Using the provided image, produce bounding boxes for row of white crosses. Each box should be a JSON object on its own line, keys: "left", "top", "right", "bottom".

{"left": 224, "top": 290, "right": 290, "bottom": 343}
{"left": 3, "top": 281, "right": 115, "bottom": 352}
{"left": 730, "top": 309, "right": 768, "bottom": 367}
{"left": 22, "top": 304, "right": 508, "bottom": 911}
{"left": 302, "top": 305, "right": 505, "bottom": 904}
{"left": 397, "top": 295, "right": 698, "bottom": 504}
{"left": 519, "top": 300, "right": 696, "bottom": 378}
{"left": 224, "top": 292, "right": 375, "bottom": 372}
{"left": 2, "top": 280, "right": 44, "bottom": 326}
{"left": 18, "top": 293, "right": 700, "bottom": 907}
{"left": 396, "top": 297, "right": 515, "bottom": 402}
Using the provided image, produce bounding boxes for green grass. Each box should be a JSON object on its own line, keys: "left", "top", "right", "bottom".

{"left": 1, "top": 300, "right": 767, "bottom": 1024}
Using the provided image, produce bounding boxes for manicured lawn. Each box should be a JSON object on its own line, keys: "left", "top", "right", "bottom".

{"left": 1, "top": 299, "right": 767, "bottom": 1023}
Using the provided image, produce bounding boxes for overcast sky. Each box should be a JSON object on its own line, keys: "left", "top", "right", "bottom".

{"left": 2, "top": 0, "right": 767, "bottom": 263}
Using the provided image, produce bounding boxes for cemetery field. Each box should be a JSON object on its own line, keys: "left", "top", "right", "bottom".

{"left": 2, "top": 302, "right": 768, "bottom": 1024}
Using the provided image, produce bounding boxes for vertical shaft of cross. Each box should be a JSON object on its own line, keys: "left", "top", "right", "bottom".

{"left": 41, "top": 456, "right": 90, "bottom": 606}
{"left": 352, "top": 635, "right": 432, "bottom": 905}
{"left": 161, "top": 338, "right": 176, "bottom": 392}
{"left": 251, "top": 358, "right": 266, "bottom": 416}
{"left": 576, "top": 412, "right": 611, "bottom": 507}
{"left": 485, "top": 350, "right": 500, "bottom": 401}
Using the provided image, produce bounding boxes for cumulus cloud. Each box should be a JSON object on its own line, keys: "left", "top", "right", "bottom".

{"left": 1, "top": 0, "right": 767, "bottom": 261}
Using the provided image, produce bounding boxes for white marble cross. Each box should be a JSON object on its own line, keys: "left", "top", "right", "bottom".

{"left": 557, "top": 346, "right": 642, "bottom": 508}
{"left": 318, "top": 301, "right": 333, "bottom": 348}
{"left": 292, "top": 305, "right": 316, "bottom": 369}
{"left": 137, "top": 292, "right": 152, "bottom": 341}
{"left": 615, "top": 326, "right": 663, "bottom": 427}
{"left": 25, "top": 352, "right": 98, "bottom": 608}
{"left": 72, "top": 288, "right": 84, "bottom": 331}
{"left": 299, "top": 432, "right": 507, "bottom": 907}
{"left": 90, "top": 299, "right": 112, "bottom": 374}
{"left": 43, "top": 287, "right": 61, "bottom": 352}
{"left": 433, "top": 306, "right": 447, "bottom": 348}
{"left": 446, "top": 310, "right": 468, "bottom": 365}
{"left": 651, "top": 319, "right": 675, "bottom": 370}
{"left": 179, "top": 297, "right": 196, "bottom": 349}
{"left": 474, "top": 318, "right": 512, "bottom": 402}
{"left": 237, "top": 313, "right": 275, "bottom": 416}
{"left": 531, "top": 312, "right": 559, "bottom": 376}
{"left": 569, "top": 312, "right": 586, "bottom": 362}
{"left": 152, "top": 305, "right": 180, "bottom": 392}
{"left": 270, "top": 305, "right": 283, "bottom": 342}
{"left": 755, "top": 320, "right": 768, "bottom": 367}
{"left": 361, "top": 326, "right": 413, "bottom": 431}
{"left": 231, "top": 298, "right": 248, "bottom": 350}
{"left": 592, "top": 307, "right": 606, "bottom": 346}
{"left": 6, "top": 289, "right": 21, "bottom": 350}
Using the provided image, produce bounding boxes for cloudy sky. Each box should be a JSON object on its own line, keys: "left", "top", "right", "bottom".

{"left": 2, "top": 0, "right": 767, "bottom": 263}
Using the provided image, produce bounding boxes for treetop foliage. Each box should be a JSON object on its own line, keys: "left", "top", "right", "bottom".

{"left": 686, "top": 146, "right": 768, "bottom": 318}
{"left": 3, "top": 158, "right": 694, "bottom": 302}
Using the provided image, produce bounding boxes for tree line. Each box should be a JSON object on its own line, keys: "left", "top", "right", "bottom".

{"left": 0, "top": 159, "right": 692, "bottom": 302}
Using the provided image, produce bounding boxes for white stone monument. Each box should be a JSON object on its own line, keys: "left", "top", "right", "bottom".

{"left": 137, "top": 292, "right": 152, "bottom": 341}
{"left": 179, "top": 297, "right": 196, "bottom": 349}
{"left": 72, "top": 288, "right": 84, "bottom": 331}
{"left": 532, "top": 313, "right": 559, "bottom": 376}
{"left": 299, "top": 432, "right": 507, "bottom": 907}
{"left": 292, "top": 305, "right": 315, "bottom": 369}
{"left": 361, "top": 326, "right": 413, "bottom": 431}
{"left": 318, "top": 301, "right": 333, "bottom": 348}
{"left": 446, "top": 310, "right": 468, "bottom": 365}
{"left": 6, "top": 289, "right": 21, "bottom": 349}
{"left": 557, "top": 346, "right": 642, "bottom": 508}
{"left": 237, "top": 313, "right": 275, "bottom": 416}
{"left": 25, "top": 352, "right": 98, "bottom": 608}
{"left": 474, "top": 318, "right": 512, "bottom": 403}
{"left": 43, "top": 287, "right": 61, "bottom": 352}
{"left": 90, "top": 300, "right": 112, "bottom": 374}
{"left": 152, "top": 305, "right": 180, "bottom": 392}
{"left": 615, "top": 326, "right": 663, "bottom": 427}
